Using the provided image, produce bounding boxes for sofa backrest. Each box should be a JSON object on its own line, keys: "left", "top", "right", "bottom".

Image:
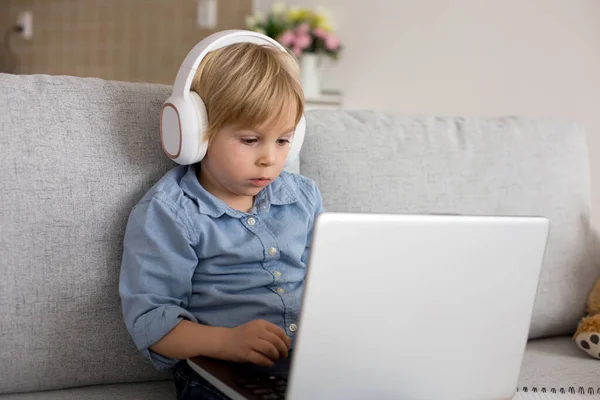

{"left": 299, "top": 110, "right": 597, "bottom": 340}
{"left": 0, "top": 74, "right": 597, "bottom": 394}
{"left": 0, "top": 74, "right": 174, "bottom": 394}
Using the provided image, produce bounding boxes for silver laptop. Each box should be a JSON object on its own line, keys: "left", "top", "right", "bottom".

{"left": 187, "top": 212, "right": 550, "bottom": 400}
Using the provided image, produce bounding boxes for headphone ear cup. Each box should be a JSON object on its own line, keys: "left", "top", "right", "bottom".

{"left": 189, "top": 91, "right": 209, "bottom": 162}
{"left": 285, "top": 114, "right": 306, "bottom": 167}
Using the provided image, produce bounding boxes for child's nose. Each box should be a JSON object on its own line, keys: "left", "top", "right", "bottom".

{"left": 258, "top": 146, "right": 276, "bottom": 166}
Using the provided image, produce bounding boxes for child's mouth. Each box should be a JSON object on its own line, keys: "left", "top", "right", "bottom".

{"left": 249, "top": 178, "right": 271, "bottom": 187}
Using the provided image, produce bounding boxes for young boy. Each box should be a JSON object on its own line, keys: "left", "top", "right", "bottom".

{"left": 118, "top": 41, "right": 324, "bottom": 399}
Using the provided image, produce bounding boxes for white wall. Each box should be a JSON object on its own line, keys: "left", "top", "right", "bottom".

{"left": 255, "top": 0, "right": 600, "bottom": 227}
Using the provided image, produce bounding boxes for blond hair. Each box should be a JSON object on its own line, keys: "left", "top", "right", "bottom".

{"left": 191, "top": 42, "right": 304, "bottom": 142}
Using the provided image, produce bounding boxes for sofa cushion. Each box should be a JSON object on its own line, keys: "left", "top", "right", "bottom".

{"left": 0, "top": 74, "right": 178, "bottom": 393}
{"left": 518, "top": 336, "right": 600, "bottom": 395}
{"left": 0, "top": 381, "right": 173, "bottom": 400}
{"left": 300, "top": 110, "right": 597, "bottom": 340}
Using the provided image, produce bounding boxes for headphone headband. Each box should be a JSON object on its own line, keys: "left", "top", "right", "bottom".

{"left": 173, "top": 30, "right": 287, "bottom": 98}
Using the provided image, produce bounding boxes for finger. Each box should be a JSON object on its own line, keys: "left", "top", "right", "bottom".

{"left": 248, "top": 350, "right": 275, "bottom": 367}
{"left": 260, "top": 331, "right": 289, "bottom": 358}
{"left": 264, "top": 322, "right": 291, "bottom": 346}
{"left": 253, "top": 338, "right": 280, "bottom": 361}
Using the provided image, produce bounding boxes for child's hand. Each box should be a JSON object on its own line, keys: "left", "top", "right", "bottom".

{"left": 221, "top": 319, "right": 291, "bottom": 367}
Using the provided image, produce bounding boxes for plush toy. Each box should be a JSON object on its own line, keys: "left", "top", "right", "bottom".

{"left": 574, "top": 278, "right": 600, "bottom": 359}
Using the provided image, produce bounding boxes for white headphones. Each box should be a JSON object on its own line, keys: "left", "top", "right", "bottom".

{"left": 160, "top": 29, "right": 306, "bottom": 166}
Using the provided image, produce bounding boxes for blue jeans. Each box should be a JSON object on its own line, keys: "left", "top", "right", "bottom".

{"left": 172, "top": 360, "right": 230, "bottom": 400}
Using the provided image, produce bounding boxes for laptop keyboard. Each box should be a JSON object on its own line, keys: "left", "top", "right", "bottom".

{"left": 235, "top": 374, "right": 288, "bottom": 399}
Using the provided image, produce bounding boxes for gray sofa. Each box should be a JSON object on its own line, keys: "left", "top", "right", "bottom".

{"left": 1, "top": 73, "right": 599, "bottom": 399}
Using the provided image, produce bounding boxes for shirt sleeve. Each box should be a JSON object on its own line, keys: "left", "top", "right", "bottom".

{"left": 301, "top": 180, "right": 325, "bottom": 266}
{"left": 119, "top": 195, "right": 199, "bottom": 370}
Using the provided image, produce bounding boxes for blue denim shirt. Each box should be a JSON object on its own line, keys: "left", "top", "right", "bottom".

{"left": 119, "top": 164, "right": 324, "bottom": 370}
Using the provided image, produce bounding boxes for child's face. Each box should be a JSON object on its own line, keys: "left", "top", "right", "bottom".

{"left": 199, "top": 103, "right": 297, "bottom": 211}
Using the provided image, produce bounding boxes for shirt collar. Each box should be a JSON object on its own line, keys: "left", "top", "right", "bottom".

{"left": 179, "top": 164, "right": 298, "bottom": 218}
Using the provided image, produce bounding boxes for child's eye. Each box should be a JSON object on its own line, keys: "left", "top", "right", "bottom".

{"left": 277, "top": 139, "right": 291, "bottom": 146}
{"left": 241, "top": 138, "right": 258, "bottom": 145}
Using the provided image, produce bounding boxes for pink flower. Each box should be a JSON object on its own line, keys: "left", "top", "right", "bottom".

{"left": 313, "top": 27, "right": 327, "bottom": 39}
{"left": 296, "top": 23, "right": 310, "bottom": 34}
{"left": 278, "top": 30, "right": 295, "bottom": 47}
{"left": 325, "top": 33, "right": 340, "bottom": 50}
{"left": 294, "top": 33, "right": 312, "bottom": 49}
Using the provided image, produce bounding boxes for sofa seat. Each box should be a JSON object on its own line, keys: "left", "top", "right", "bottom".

{"left": 3, "top": 338, "right": 599, "bottom": 399}
{"left": 518, "top": 336, "right": 600, "bottom": 395}
{"left": 0, "top": 380, "right": 174, "bottom": 400}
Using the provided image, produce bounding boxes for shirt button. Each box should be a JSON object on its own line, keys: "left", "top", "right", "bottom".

{"left": 289, "top": 323, "right": 298, "bottom": 332}
{"left": 276, "top": 287, "right": 285, "bottom": 294}
{"left": 268, "top": 247, "right": 278, "bottom": 256}
{"left": 257, "top": 199, "right": 270, "bottom": 213}
{"left": 273, "top": 271, "right": 282, "bottom": 277}
{"left": 247, "top": 217, "right": 256, "bottom": 226}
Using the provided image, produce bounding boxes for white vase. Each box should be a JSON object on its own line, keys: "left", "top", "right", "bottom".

{"left": 299, "top": 53, "right": 321, "bottom": 98}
